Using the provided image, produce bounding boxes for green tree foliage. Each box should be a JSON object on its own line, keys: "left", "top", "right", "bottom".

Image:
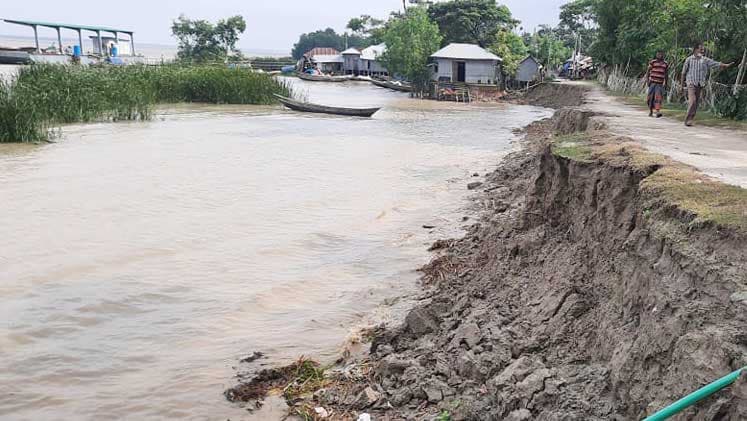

{"left": 380, "top": 7, "right": 443, "bottom": 91}
{"left": 524, "top": 26, "right": 572, "bottom": 71}
{"left": 290, "top": 28, "right": 370, "bottom": 60}
{"left": 171, "top": 15, "right": 246, "bottom": 63}
{"left": 347, "top": 15, "right": 387, "bottom": 46}
{"left": 569, "top": 0, "right": 745, "bottom": 78}
{"left": 489, "top": 31, "right": 528, "bottom": 75}
{"left": 427, "top": 0, "right": 519, "bottom": 48}
{"left": 563, "top": 0, "right": 747, "bottom": 119}
{"left": 556, "top": 0, "right": 598, "bottom": 51}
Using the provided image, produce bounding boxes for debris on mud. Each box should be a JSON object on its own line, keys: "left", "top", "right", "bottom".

{"left": 240, "top": 352, "right": 265, "bottom": 364}
{"left": 225, "top": 357, "right": 329, "bottom": 413}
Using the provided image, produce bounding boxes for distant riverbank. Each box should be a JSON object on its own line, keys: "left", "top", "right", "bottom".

{"left": 0, "top": 34, "right": 289, "bottom": 59}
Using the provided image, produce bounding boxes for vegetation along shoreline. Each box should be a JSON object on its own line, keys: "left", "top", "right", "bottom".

{"left": 0, "top": 64, "right": 291, "bottom": 143}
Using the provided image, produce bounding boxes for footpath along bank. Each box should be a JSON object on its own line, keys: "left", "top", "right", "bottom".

{"left": 227, "top": 83, "right": 747, "bottom": 420}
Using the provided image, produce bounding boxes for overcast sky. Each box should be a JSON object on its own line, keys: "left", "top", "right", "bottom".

{"left": 1, "top": 1, "right": 568, "bottom": 54}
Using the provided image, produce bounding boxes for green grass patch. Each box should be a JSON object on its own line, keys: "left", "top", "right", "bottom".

{"left": 0, "top": 64, "right": 292, "bottom": 143}
{"left": 551, "top": 132, "right": 594, "bottom": 162}
{"left": 608, "top": 91, "right": 747, "bottom": 131}
{"left": 642, "top": 166, "right": 747, "bottom": 231}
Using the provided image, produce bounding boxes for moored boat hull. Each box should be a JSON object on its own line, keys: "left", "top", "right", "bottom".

{"left": 371, "top": 79, "right": 413, "bottom": 93}
{"left": 274, "top": 94, "right": 380, "bottom": 117}
{"left": 297, "top": 72, "right": 353, "bottom": 83}
{"left": 0, "top": 50, "right": 31, "bottom": 65}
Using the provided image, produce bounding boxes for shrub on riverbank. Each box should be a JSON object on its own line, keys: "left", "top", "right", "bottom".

{"left": 0, "top": 64, "right": 291, "bottom": 143}
{"left": 0, "top": 78, "right": 50, "bottom": 143}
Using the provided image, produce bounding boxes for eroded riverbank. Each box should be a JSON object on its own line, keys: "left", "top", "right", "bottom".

{"left": 230, "top": 85, "right": 747, "bottom": 420}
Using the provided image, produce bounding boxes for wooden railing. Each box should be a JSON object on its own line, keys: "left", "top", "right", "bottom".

{"left": 434, "top": 82, "right": 471, "bottom": 103}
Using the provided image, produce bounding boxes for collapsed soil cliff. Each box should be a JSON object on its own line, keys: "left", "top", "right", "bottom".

{"left": 228, "top": 87, "right": 747, "bottom": 420}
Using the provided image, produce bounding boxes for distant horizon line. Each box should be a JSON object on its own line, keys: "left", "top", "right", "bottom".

{"left": 0, "top": 33, "right": 290, "bottom": 56}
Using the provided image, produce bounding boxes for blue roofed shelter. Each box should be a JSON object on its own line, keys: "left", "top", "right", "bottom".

{"left": 2, "top": 18, "right": 136, "bottom": 57}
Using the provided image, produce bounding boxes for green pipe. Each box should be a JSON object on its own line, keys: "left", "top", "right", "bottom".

{"left": 643, "top": 367, "right": 744, "bottom": 421}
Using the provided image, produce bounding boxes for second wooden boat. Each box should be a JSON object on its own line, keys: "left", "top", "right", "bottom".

{"left": 297, "top": 72, "right": 352, "bottom": 82}
{"left": 371, "top": 79, "right": 413, "bottom": 93}
{"left": 274, "top": 94, "right": 380, "bottom": 117}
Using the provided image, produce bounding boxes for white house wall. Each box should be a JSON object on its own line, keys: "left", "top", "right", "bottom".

{"left": 435, "top": 58, "right": 452, "bottom": 80}
{"left": 434, "top": 59, "right": 498, "bottom": 84}
{"left": 465, "top": 60, "right": 497, "bottom": 84}
{"left": 358, "top": 59, "right": 387, "bottom": 74}
{"left": 517, "top": 60, "right": 540, "bottom": 82}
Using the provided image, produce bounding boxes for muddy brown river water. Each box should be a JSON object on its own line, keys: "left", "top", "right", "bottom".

{"left": 0, "top": 76, "right": 551, "bottom": 420}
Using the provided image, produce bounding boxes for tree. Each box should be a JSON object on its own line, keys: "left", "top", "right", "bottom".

{"left": 523, "top": 27, "right": 571, "bottom": 71}
{"left": 347, "top": 15, "right": 385, "bottom": 36}
{"left": 585, "top": 0, "right": 743, "bottom": 75}
{"left": 171, "top": 15, "right": 246, "bottom": 63}
{"left": 347, "top": 15, "right": 387, "bottom": 45}
{"left": 290, "top": 28, "right": 370, "bottom": 60}
{"left": 380, "top": 7, "right": 443, "bottom": 91}
{"left": 489, "top": 31, "right": 528, "bottom": 75}
{"left": 428, "top": 0, "right": 519, "bottom": 48}
{"left": 557, "top": 0, "right": 598, "bottom": 52}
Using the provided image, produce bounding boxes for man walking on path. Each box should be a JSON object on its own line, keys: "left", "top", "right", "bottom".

{"left": 681, "top": 42, "right": 734, "bottom": 126}
{"left": 645, "top": 50, "right": 669, "bottom": 118}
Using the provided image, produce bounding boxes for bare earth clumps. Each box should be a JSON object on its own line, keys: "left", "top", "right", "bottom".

{"left": 227, "top": 84, "right": 747, "bottom": 420}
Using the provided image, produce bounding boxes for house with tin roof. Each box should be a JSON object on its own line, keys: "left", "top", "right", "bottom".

{"left": 430, "top": 43, "right": 502, "bottom": 85}
{"left": 359, "top": 44, "right": 388, "bottom": 77}
{"left": 341, "top": 48, "right": 361, "bottom": 75}
{"left": 516, "top": 55, "right": 543, "bottom": 83}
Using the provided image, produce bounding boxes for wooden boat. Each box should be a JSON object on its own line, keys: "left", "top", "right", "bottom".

{"left": 297, "top": 72, "right": 352, "bottom": 82}
{"left": 371, "top": 79, "right": 413, "bottom": 93}
{"left": 0, "top": 49, "right": 31, "bottom": 65}
{"left": 274, "top": 94, "right": 380, "bottom": 117}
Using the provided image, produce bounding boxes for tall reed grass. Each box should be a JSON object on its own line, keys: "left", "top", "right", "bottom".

{"left": 0, "top": 64, "right": 292, "bottom": 143}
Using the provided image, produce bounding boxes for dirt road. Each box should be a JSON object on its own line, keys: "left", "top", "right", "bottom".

{"left": 579, "top": 81, "right": 747, "bottom": 188}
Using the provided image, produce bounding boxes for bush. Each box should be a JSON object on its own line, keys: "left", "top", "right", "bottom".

{"left": 714, "top": 88, "right": 747, "bottom": 121}
{"left": 0, "top": 64, "right": 292, "bottom": 143}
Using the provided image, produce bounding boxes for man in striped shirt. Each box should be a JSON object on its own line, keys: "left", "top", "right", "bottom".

{"left": 645, "top": 50, "right": 669, "bottom": 118}
{"left": 681, "top": 42, "right": 734, "bottom": 126}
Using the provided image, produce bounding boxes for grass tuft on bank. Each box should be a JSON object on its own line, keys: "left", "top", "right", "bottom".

{"left": 642, "top": 167, "right": 747, "bottom": 231}
{"left": 551, "top": 133, "right": 594, "bottom": 162}
{"left": 0, "top": 64, "right": 292, "bottom": 143}
{"left": 552, "top": 130, "right": 747, "bottom": 231}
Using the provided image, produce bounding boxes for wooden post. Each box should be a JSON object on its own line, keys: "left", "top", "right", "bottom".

{"left": 33, "top": 25, "right": 40, "bottom": 53}
{"left": 130, "top": 33, "right": 136, "bottom": 56}
{"left": 734, "top": 48, "right": 747, "bottom": 95}
{"left": 78, "top": 29, "right": 83, "bottom": 54}
{"left": 56, "top": 27, "right": 63, "bottom": 54}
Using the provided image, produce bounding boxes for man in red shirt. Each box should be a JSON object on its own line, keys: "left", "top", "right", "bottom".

{"left": 645, "top": 50, "right": 669, "bottom": 118}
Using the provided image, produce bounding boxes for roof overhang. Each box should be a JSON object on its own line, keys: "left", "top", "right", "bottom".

{"left": 3, "top": 19, "right": 133, "bottom": 34}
